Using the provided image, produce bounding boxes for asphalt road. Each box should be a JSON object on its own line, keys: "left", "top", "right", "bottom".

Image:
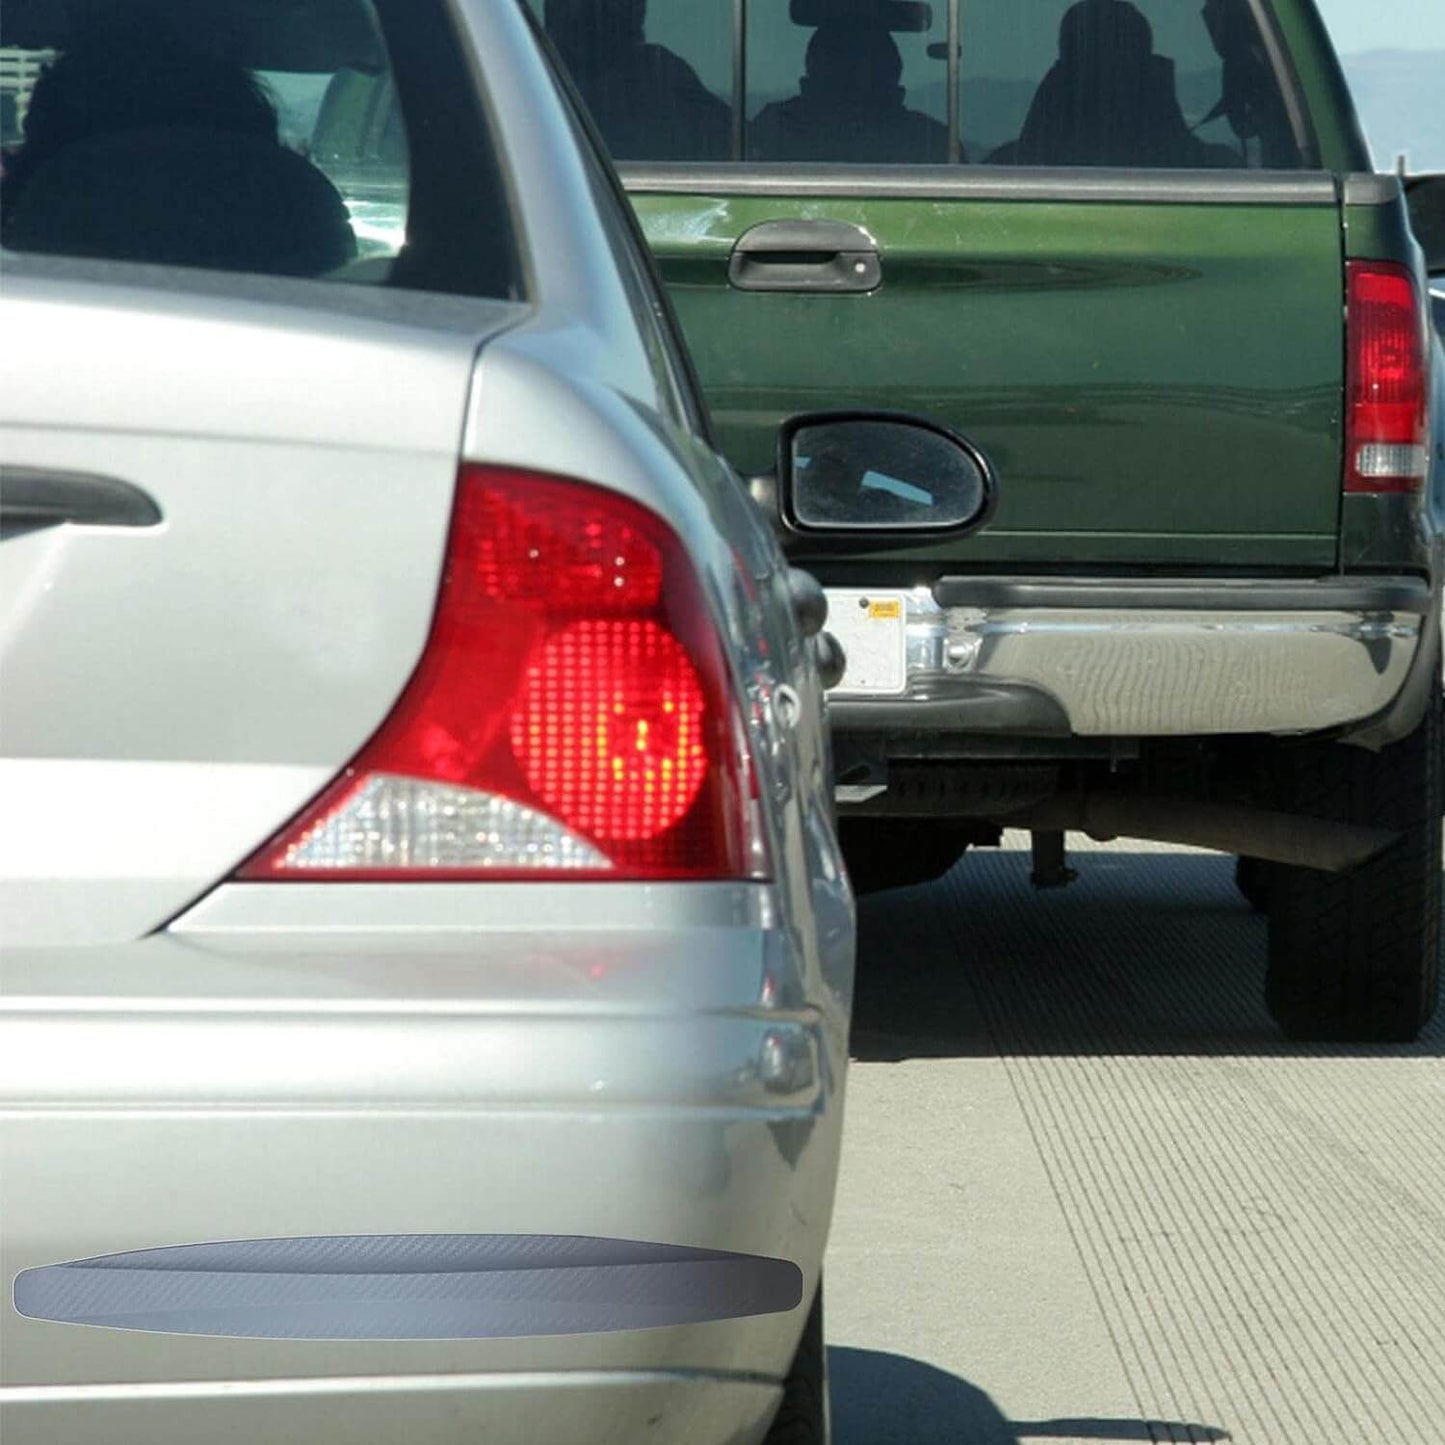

{"left": 826, "top": 833, "right": 1445, "bottom": 1445}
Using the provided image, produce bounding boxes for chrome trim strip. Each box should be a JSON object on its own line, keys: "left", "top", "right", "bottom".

{"left": 931, "top": 575, "right": 1431, "bottom": 614}
{"left": 1, "top": 1368, "right": 780, "bottom": 1404}
{"left": 970, "top": 618, "right": 1417, "bottom": 641}
{"left": 620, "top": 164, "right": 1340, "bottom": 205}
{"left": 13, "top": 1235, "right": 804, "bottom": 1340}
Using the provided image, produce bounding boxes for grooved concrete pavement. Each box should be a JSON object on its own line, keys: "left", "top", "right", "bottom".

{"left": 826, "top": 833, "right": 1445, "bottom": 1445}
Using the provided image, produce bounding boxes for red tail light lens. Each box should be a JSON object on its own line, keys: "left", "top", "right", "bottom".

{"left": 238, "top": 468, "right": 766, "bottom": 881}
{"left": 1345, "top": 261, "right": 1430, "bottom": 494}
{"left": 512, "top": 619, "right": 709, "bottom": 843}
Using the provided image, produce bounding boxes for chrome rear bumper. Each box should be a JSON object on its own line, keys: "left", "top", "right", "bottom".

{"left": 833, "top": 579, "right": 1430, "bottom": 738}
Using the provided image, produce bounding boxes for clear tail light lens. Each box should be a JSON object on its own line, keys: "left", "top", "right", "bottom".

{"left": 238, "top": 468, "right": 767, "bottom": 881}
{"left": 1344, "top": 261, "right": 1430, "bottom": 494}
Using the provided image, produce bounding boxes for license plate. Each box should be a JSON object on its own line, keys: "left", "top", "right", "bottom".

{"left": 824, "top": 590, "right": 907, "bottom": 696}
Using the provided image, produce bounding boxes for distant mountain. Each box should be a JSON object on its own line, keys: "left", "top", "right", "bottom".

{"left": 1338, "top": 49, "right": 1445, "bottom": 174}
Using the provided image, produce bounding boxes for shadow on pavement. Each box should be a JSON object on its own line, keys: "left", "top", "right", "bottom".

{"left": 850, "top": 843, "right": 1445, "bottom": 1062}
{"left": 829, "top": 1346, "right": 1230, "bottom": 1443}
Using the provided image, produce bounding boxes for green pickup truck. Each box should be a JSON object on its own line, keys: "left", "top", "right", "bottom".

{"left": 536, "top": 0, "right": 1445, "bottom": 1044}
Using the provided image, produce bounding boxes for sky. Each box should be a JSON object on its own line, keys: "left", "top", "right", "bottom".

{"left": 1312, "top": 0, "right": 1444, "bottom": 171}
{"left": 1312, "top": 0, "right": 1445, "bottom": 55}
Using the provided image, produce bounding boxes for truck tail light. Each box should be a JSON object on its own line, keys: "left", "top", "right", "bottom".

{"left": 1344, "top": 261, "right": 1430, "bottom": 494}
{"left": 238, "top": 467, "right": 767, "bottom": 882}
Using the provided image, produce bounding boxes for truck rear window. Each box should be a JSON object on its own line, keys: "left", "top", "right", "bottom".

{"left": 534, "top": 0, "right": 1304, "bottom": 170}
{"left": 0, "top": 0, "right": 520, "bottom": 298}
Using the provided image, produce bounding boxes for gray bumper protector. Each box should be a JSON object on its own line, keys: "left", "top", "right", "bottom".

{"left": 12, "top": 1234, "right": 804, "bottom": 1340}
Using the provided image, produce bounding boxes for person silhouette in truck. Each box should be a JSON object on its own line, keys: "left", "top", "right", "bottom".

{"left": 750, "top": 20, "right": 948, "bottom": 164}
{"left": 991, "top": 0, "right": 1241, "bottom": 168}
{"left": 1, "top": 9, "right": 356, "bottom": 273}
{"left": 545, "top": 0, "right": 731, "bottom": 161}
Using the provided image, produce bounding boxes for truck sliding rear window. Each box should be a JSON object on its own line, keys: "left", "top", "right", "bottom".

{"left": 530, "top": 0, "right": 1305, "bottom": 170}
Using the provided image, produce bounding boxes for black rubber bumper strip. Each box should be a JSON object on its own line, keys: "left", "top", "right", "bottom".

{"left": 12, "top": 1235, "right": 804, "bottom": 1340}
{"left": 829, "top": 679, "right": 1074, "bottom": 738}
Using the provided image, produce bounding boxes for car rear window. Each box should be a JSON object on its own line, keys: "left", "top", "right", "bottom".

{"left": 530, "top": 0, "right": 1305, "bottom": 170}
{"left": 0, "top": 0, "right": 520, "bottom": 297}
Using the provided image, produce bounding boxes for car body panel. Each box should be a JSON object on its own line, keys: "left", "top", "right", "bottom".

{"left": 1, "top": 1378, "right": 784, "bottom": 1445}
{"left": 0, "top": 882, "right": 845, "bottom": 1373}
{"left": 0, "top": 0, "right": 854, "bottom": 1439}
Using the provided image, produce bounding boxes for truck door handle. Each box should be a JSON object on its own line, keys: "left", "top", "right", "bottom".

{"left": 0, "top": 467, "right": 163, "bottom": 540}
{"left": 729, "top": 220, "right": 881, "bottom": 294}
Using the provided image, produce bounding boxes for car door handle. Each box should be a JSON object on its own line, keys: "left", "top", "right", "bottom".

{"left": 729, "top": 220, "right": 881, "bottom": 294}
{"left": 0, "top": 467, "right": 163, "bottom": 540}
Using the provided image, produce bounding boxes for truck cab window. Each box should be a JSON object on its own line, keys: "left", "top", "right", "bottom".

{"left": 747, "top": 3, "right": 950, "bottom": 163}
{"left": 967, "top": 0, "right": 1300, "bottom": 169}
{"left": 534, "top": 0, "right": 732, "bottom": 161}
{"left": 539, "top": 0, "right": 1303, "bottom": 171}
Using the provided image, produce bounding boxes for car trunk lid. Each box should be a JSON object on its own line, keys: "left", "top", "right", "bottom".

{"left": 0, "top": 270, "right": 523, "bottom": 946}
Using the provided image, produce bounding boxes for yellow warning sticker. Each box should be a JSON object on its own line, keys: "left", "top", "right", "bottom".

{"left": 869, "top": 600, "right": 903, "bottom": 620}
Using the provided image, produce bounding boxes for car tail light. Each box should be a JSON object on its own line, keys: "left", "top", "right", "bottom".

{"left": 1344, "top": 261, "right": 1430, "bottom": 493}
{"left": 238, "top": 467, "right": 768, "bottom": 881}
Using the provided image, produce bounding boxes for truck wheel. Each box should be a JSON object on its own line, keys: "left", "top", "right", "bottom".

{"left": 839, "top": 819, "right": 968, "bottom": 895}
{"left": 1264, "top": 685, "right": 1442, "bottom": 1043}
{"left": 1234, "top": 856, "right": 1273, "bottom": 912}
{"left": 763, "top": 1283, "right": 828, "bottom": 1444}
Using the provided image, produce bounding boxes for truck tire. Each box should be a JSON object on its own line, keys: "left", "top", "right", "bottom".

{"left": 839, "top": 819, "right": 968, "bottom": 895}
{"left": 763, "top": 1283, "right": 828, "bottom": 1444}
{"left": 1264, "top": 684, "right": 1442, "bottom": 1043}
{"left": 1234, "top": 856, "right": 1273, "bottom": 912}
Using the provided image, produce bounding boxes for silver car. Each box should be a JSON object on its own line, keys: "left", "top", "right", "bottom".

{"left": 0, "top": 0, "right": 857, "bottom": 1440}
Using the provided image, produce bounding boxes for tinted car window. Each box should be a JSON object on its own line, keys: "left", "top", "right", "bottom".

{"left": 529, "top": 0, "right": 733, "bottom": 161}
{"left": 0, "top": 0, "right": 520, "bottom": 296}
{"left": 304, "top": 70, "right": 410, "bottom": 261}
{"left": 967, "top": 0, "right": 1298, "bottom": 169}
{"left": 539, "top": 0, "right": 1303, "bottom": 170}
{"left": 747, "top": 0, "right": 949, "bottom": 162}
